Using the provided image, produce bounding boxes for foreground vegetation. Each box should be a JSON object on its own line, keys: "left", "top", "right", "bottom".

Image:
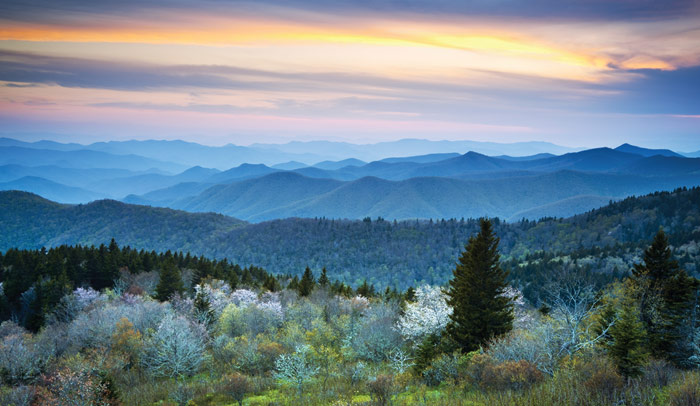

{"left": 1, "top": 222, "right": 699, "bottom": 405}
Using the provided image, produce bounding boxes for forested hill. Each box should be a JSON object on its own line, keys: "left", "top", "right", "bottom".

{"left": 0, "top": 191, "right": 245, "bottom": 254}
{"left": 1, "top": 188, "right": 699, "bottom": 289}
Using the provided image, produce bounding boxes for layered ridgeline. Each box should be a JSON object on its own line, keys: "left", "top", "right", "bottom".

{"left": 2, "top": 138, "right": 700, "bottom": 221}
{"left": 2, "top": 188, "right": 699, "bottom": 293}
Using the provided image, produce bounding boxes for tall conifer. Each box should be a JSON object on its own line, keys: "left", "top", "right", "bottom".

{"left": 155, "top": 258, "right": 185, "bottom": 301}
{"left": 633, "top": 228, "right": 696, "bottom": 364}
{"left": 298, "top": 267, "right": 315, "bottom": 297}
{"left": 446, "top": 218, "right": 513, "bottom": 353}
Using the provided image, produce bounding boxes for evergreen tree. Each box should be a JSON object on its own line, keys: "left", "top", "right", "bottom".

{"left": 155, "top": 258, "right": 185, "bottom": 301}
{"left": 287, "top": 275, "right": 300, "bottom": 292}
{"left": 413, "top": 333, "right": 440, "bottom": 375}
{"left": 263, "top": 274, "right": 281, "bottom": 292}
{"left": 241, "top": 268, "right": 255, "bottom": 287}
{"left": 446, "top": 218, "right": 513, "bottom": 353}
{"left": 318, "top": 267, "right": 330, "bottom": 288}
{"left": 298, "top": 267, "right": 315, "bottom": 297}
{"left": 608, "top": 302, "right": 648, "bottom": 378}
{"left": 632, "top": 228, "right": 696, "bottom": 364}
{"left": 193, "top": 289, "right": 215, "bottom": 328}
{"left": 405, "top": 287, "right": 416, "bottom": 302}
{"left": 356, "top": 279, "right": 374, "bottom": 297}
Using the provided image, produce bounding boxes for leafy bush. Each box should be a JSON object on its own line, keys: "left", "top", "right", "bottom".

{"left": 480, "top": 360, "right": 544, "bottom": 391}
{"left": 367, "top": 374, "right": 394, "bottom": 406}
{"left": 576, "top": 355, "right": 624, "bottom": 402}
{"left": 219, "top": 373, "right": 251, "bottom": 406}
{"left": 668, "top": 372, "right": 700, "bottom": 406}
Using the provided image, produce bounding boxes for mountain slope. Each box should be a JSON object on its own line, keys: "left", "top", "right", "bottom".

{"left": 2, "top": 188, "right": 699, "bottom": 290}
{"left": 161, "top": 169, "right": 700, "bottom": 222}
{"left": 174, "top": 172, "right": 344, "bottom": 218}
{"left": 615, "top": 143, "right": 682, "bottom": 158}
{"left": 0, "top": 191, "right": 245, "bottom": 252}
{"left": 0, "top": 146, "right": 185, "bottom": 172}
{"left": 0, "top": 176, "right": 106, "bottom": 203}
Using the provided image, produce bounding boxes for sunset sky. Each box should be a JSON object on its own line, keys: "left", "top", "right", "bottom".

{"left": 1, "top": 0, "right": 699, "bottom": 150}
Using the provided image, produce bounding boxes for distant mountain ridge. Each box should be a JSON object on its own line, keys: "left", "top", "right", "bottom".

{"left": 1, "top": 137, "right": 699, "bottom": 222}
{"left": 0, "top": 136, "right": 580, "bottom": 168}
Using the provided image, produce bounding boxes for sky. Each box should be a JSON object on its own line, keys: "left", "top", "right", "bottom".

{"left": 0, "top": 0, "right": 699, "bottom": 150}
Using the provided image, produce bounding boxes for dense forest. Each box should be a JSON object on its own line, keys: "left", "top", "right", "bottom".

{"left": 0, "top": 220, "right": 698, "bottom": 405}
{"left": 2, "top": 187, "right": 700, "bottom": 295}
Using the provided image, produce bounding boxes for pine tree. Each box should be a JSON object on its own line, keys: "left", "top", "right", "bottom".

{"left": 632, "top": 228, "right": 696, "bottom": 364}
{"left": 298, "top": 267, "right": 315, "bottom": 297}
{"left": 193, "top": 289, "right": 215, "bottom": 328}
{"left": 263, "top": 274, "right": 281, "bottom": 292}
{"left": 287, "top": 276, "right": 300, "bottom": 291}
{"left": 318, "top": 267, "right": 330, "bottom": 288}
{"left": 445, "top": 218, "right": 513, "bottom": 353}
{"left": 608, "top": 302, "right": 648, "bottom": 378}
{"left": 356, "top": 280, "right": 374, "bottom": 297}
{"left": 413, "top": 333, "right": 440, "bottom": 375}
{"left": 155, "top": 258, "right": 185, "bottom": 301}
{"left": 241, "top": 268, "right": 255, "bottom": 287}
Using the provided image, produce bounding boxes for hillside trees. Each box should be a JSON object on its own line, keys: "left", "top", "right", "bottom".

{"left": 446, "top": 218, "right": 513, "bottom": 353}
{"left": 298, "top": 267, "right": 315, "bottom": 297}
{"left": 632, "top": 228, "right": 698, "bottom": 365}
{"left": 155, "top": 258, "right": 185, "bottom": 302}
{"left": 140, "top": 313, "right": 207, "bottom": 378}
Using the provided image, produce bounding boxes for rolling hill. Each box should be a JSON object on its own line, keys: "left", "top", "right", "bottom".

{"left": 0, "top": 191, "right": 245, "bottom": 253}
{"left": 0, "top": 146, "right": 185, "bottom": 173}
{"left": 2, "top": 188, "right": 699, "bottom": 290}
{"left": 0, "top": 177, "right": 106, "bottom": 203}
{"left": 149, "top": 169, "right": 700, "bottom": 222}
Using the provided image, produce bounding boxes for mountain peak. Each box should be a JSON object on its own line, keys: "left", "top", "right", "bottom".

{"left": 614, "top": 143, "right": 681, "bottom": 158}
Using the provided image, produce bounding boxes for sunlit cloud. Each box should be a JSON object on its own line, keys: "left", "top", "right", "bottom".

{"left": 0, "top": 0, "right": 698, "bottom": 149}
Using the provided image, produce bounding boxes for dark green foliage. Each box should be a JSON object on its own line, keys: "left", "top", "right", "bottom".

{"left": 318, "top": 267, "right": 330, "bottom": 287}
{"left": 262, "top": 274, "right": 281, "bottom": 292}
{"left": 155, "top": 258, "right": 185, "bottom": 302}
{"left": 297, "top": 267, "right": 315, "bottom": 297}
{"left": 287, "top": 276, "right": 299, "bottom": 291}
{"left": 446, "top": 219, "right": 514, "bottom": 353}
{"left": 413, "top": 333, "right": 441, "bottom": 376}
{"left": 194, "top": 289, "right": 215, "bottom": 327}
{"left": 608, "top": 303, "right": 648, "bottom": 378}
{"left": 632, "top": 228, "right": 698, "bottom": 365}
{"left": 405, "top": 287, "right": 416, "bottom": 302}
{"left": 0, "top": 242, "right": 281, "bottom": 330}
{"left": 356, "top": 279, "right": 375, "bottom": 297}
{"left": 3, "top": 188, "right": 700, "bottom": 293}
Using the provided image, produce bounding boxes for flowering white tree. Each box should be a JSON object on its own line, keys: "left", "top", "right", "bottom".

{"left": 141, "top": 314, "right": 208, "bottom": 378}
{"left": 231, "top": 289, "right": 258, "bottom": 307}
{"left": 275, "top": 345, "right": 319, "bottom": 396}
{"left": 396, "top": 285, "right": 452, "bottom": 344}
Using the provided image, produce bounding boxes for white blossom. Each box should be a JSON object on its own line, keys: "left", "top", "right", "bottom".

{"left": 231, "top": 289, "right": 258, "bottom": 307}
{"left": 396, "top": 285, "right": 452, "bottom": 344}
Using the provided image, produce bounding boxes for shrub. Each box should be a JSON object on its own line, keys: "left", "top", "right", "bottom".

{"left": 220, "top": 373, "right": 252, "bottom": 406}
{"left": 464, "top": 352, "right": 493, "bottom": 387}
{"left": 0, "top": 333, "right": 50, "bottom": 385}
{"left": 367, "top": 374, "right": 394, "bottom": 406}
{"left": 641, "top": 358, "right": 676, "bottom": 388}
{"left": 35, "top": 366, "right": 112, "bottom": 406}
{"left": 668, "top": 372, "right": 700, "bottom": 406}
{"left": 480, "top": 360, "right": 544, "bottom": 391}
{"left": 421, "top": 352, "right": 462, "bottom": 386}
{"left": 577, "top": 356, "right": 624, "bottom": 402}
{"left": 0, "top": 385, "right": 35, "bottom": 406}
